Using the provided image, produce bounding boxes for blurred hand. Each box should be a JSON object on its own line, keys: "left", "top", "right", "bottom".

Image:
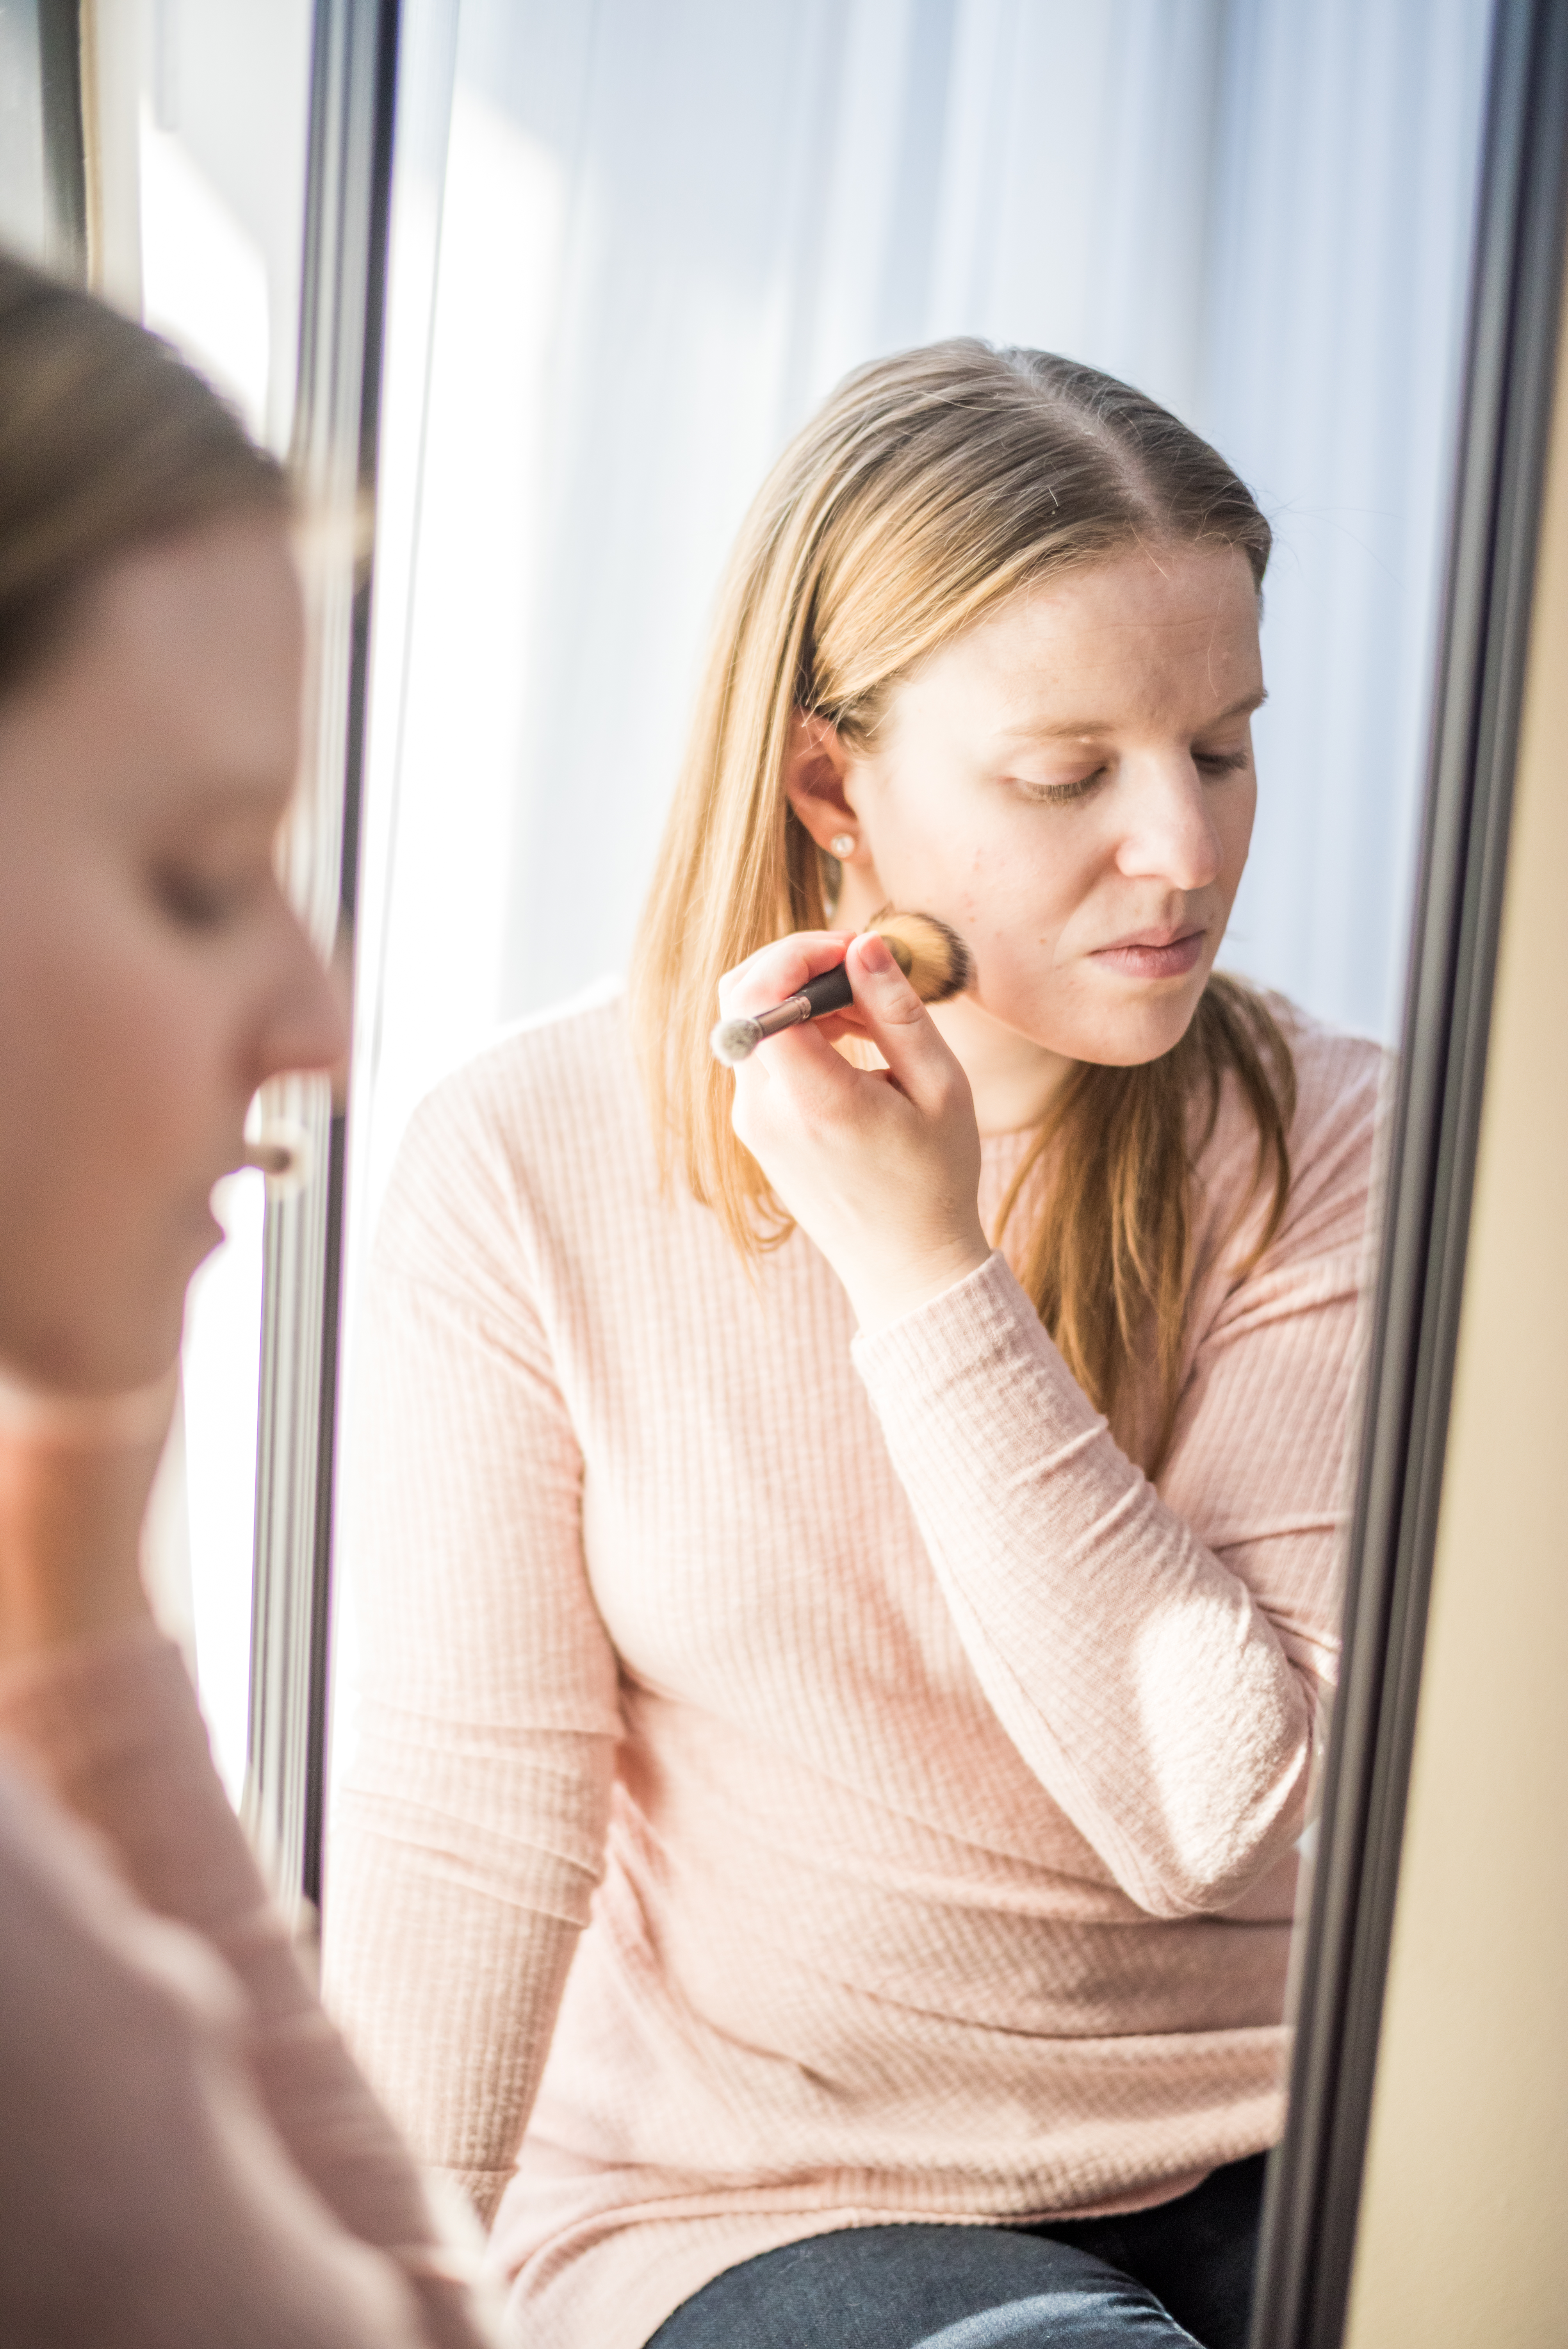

{"left": 721, "top": 929, "right": 990, "bottom": 1333}
{"left": 0, "top": 1372, "right": 171, "bottom": 1663}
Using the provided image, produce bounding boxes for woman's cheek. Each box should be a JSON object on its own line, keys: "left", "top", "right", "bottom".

{"left": 92, "top": 919, "right": 230, "bottom": 1219}
{"left": 966, "top": 923, "right": 1059, "bottom": 1038}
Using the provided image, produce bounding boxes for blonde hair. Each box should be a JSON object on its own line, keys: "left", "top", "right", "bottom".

{"left": 632, "top": 339, "right": 1294, "bottom": 1466}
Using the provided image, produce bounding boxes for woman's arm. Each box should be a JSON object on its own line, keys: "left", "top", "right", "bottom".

{"left": 852, "top": 1210, "right": 1363, "bottom": 1918}
{"left": 323, "top": 1073, "right": 622, "bottom": 2222}
{"left": 726, "top": 935, "right": 1376, "bottom": 1919}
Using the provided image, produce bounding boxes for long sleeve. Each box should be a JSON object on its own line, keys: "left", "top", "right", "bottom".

{"left": 0, "top": 1633, "right": 492, "bottom": 2349}
{"left": 851, "top": 1050, "right": 1379, "bottom": 1921}
{"left": 324, "top": 1079, "right": 622, "bottom": 2224}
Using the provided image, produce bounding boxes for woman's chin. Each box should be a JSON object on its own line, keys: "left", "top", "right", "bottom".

{"left": 0, "top": 1331, "right": 180, "bottom": 1401}
{"left": 1070, "top": 1005, "right": 1206, "bottom": 1070}
{"left": 979, "top": 951, "right": 1216, "bottom": 1069}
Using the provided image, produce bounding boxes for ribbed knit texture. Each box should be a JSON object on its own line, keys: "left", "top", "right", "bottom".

{"left": 323, "top": 994, "right": 1382, "bottom": 2349}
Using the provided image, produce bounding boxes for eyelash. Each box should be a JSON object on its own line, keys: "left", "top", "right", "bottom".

{"left": 1023, "top": 773, "right": 1104, "bottom": 805}
{"left": 1018, "top": 748, "right": 1251, "bottom": 805}
{"left": 152, "top": 864, "right": 253, "bottom": 932}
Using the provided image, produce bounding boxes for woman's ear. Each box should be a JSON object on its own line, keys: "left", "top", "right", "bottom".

{"left": 782, "top": 711, "right": 859, "bottom": 849}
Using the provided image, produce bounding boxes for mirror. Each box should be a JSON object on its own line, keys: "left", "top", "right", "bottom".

{"left": 312, "top": 6, "right": 1502, "bottom": 2348}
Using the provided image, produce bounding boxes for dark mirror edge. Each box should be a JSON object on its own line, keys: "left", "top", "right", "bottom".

{"left": 245, "top": 0, "right": 401, "bottom": 1924}
{"left": 1248, "top": 5, "right": 1568, "bottom": 2345}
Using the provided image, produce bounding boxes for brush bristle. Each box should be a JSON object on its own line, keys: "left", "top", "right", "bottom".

{"left": 871, "top": 909, "right": 972, "bottom": 1004}
{"left": 711, "top": 1014, "right": 764, "bottom": 1066}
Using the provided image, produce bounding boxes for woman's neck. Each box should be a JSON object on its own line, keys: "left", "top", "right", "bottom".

{"left": 928, "top": 993, "right": 1075, "bottom": 1136}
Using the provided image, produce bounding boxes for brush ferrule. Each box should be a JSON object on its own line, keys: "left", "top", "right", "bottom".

{"left": 710, "top": 991, "right": 821, "bottom": 1065}
{"left": 755, "top": 992, "right": 814, "bottom": 1037}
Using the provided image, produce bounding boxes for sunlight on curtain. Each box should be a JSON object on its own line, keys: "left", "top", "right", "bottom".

{"left": 1205, "top": 0, "right": 1493, "bottom": 1042}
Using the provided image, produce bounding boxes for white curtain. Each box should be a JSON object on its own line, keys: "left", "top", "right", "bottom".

{"left": 352, "top": 0, "right": 1493, "bottom": 1269}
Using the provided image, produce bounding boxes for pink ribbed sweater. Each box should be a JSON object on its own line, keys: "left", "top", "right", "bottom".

{"left": 324, "top": 994, "right": 1381, "bottom": 2349}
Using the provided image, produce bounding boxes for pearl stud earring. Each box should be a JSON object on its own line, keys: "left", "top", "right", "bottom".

{"left": 829, "top": 832, "right": 856, "bottom": 857}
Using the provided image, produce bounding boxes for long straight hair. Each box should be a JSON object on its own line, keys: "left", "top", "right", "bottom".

{"left": 632, "top": 340, "right": 1294, "bottom": 1467}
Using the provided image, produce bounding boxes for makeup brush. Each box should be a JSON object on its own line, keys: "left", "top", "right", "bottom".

{"left": 711, "top": 910, "right": 971, "bottom": 1066}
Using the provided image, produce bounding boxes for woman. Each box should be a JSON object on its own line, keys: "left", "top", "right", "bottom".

{"left": 325, "top": 344, "right": 1383, "bottom": 2349}
{"left": 0, "top": 254, "right": 493, "bottom": 2346}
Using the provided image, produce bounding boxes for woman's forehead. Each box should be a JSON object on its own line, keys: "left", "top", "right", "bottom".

{"left": 905, "top": 550, "right": 1264, "bottom": 734}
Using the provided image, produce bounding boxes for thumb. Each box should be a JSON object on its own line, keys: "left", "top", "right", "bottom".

{"left": 846, "top": 930, "right": 963, "bottom": 1104}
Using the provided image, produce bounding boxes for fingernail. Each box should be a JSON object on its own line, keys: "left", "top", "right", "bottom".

{"left": 857, "top": 932, "right": 894, "bottom": 975}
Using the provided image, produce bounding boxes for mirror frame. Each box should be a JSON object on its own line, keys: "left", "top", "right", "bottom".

{"left": 1249, "top": 3, "right": 1568, "bottom": 2342}
{"left": 244, "top": 0, "right": 400, "bottom": 1913}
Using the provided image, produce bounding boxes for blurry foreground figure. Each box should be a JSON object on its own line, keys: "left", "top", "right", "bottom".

{"left": 0, "top": 254, "right": 493, "bottom": 2349}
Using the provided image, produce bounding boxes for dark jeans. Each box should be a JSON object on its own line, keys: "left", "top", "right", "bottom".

{"left": 645, "top": 2153, "right": 1266, "bottom": 2349}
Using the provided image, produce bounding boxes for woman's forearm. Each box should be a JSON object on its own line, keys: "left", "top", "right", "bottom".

{"left": 325, "top": 1715, "right": 616, "bottom": 2222}
{"left": 325, "top": 1824, "right": 587, "bottom": 2224}
{"left": 854, "top": 1252, "right": 1325, "bottom": 1918}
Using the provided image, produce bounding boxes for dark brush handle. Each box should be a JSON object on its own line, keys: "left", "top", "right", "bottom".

{"left": 798, "top": 962, "right": 855, "bottom": 1021}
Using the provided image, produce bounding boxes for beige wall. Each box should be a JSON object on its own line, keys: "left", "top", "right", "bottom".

{"left": 1343, "top": 266, "right": 1568, "bottom": 2346}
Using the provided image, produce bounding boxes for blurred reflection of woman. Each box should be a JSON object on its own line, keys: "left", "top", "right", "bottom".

{"left": 0, "top": 256, "right": 493, "bottom": 2348}
{"left": 328, "top": 344, "right": 1383, "bottom": 2349}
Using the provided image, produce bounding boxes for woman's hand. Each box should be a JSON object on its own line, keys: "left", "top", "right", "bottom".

{"left": 721, "top": 929, "right": 991, "bottom": 1332}
{"left": 0, "top": 1372, "right": 171, "bottom": 1663}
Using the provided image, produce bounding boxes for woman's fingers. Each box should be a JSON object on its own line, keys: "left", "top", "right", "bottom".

{"left": 719, "top": 932, "right": 855, "bottom": 1020}
{"left": 844, "top": 932, "right": 968, "bottom": 1109}
{"left": 717, "top": 927, "right": 987, "bottom": 1332}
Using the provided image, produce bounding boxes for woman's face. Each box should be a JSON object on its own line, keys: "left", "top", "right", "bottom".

{"left": 0, "top": 515, "right": 346, "bottom": 1394}
{"left": 814, "top": 542, "right": 1263, "bottom": 1098}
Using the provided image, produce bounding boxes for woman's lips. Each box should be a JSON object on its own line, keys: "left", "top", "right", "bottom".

{"left": 1090, "top": 929, "right": 1206, "bottom": 980}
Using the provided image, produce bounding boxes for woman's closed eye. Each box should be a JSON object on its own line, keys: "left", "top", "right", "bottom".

{"left": 1194, "top": 746, "right": 1251, "bottom": 778}
{"left": 1011, "top": 766, "right": 1108, "bottom": 806}
{"left": 148, "top": 858, "right": 265, "bottom": 932}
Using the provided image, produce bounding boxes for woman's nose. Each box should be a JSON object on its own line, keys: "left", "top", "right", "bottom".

{"left": 257, "top": 907, "right": 353, "bottom": 1090}
{"left": 1113, "top": 758, "right": 1224, "bottom": 893}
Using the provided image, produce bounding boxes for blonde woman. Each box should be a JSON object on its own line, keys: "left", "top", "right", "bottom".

{"left": 0, "top": 256, "right": 493, "bottom": 2347}
{"left": 327, "top": 345, "right": 1382, "bottom": 2349}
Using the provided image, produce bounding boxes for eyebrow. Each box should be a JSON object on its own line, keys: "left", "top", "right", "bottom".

{"left": 997, "top": 688, "right": 1268, "bottom": 743}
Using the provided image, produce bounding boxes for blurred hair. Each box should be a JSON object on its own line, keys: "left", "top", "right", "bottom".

{"left": 632, "top": 337, "right": 1293, "bottom": 1466}
{"left": 0, "top": 251, "right": 287, "bottom": 695}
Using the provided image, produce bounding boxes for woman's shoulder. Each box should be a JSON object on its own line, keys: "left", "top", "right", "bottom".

{"left": 1199, "top": 990, "right": 1391, "bottom": 1273}
{"left": 412, "top": 984, "right": 640, "bottom": 1159}
{"left": 0, "top": 1732, "right": 235, "bottom": 2021}
{"left": 1271, "top": 997, "right": 1390, "bottom": 1190}
{"left": 376, "top": 987, "right": 654, "bottom": 1275}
